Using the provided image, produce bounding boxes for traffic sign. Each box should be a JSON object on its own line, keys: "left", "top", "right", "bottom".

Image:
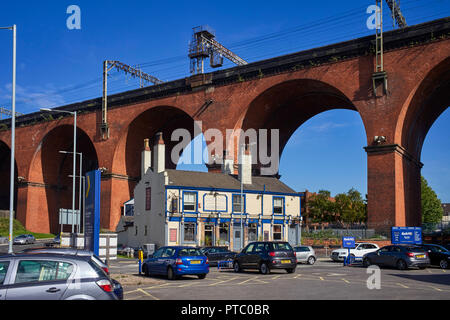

{"left": 342, "top": 236, "right": 356, "bottom": 249}
{"left": 391, "top": 227, "right": 422, "bottom": 245}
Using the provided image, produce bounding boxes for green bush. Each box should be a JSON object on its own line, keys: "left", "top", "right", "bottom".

{"left": 0, "top": 218, "right": 54, "bottom": 239}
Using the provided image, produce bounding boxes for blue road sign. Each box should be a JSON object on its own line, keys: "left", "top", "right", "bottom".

{"left": 342, "top": 237, "right": 356, "bottom": 249}
{"left": 391, "top": 227, "right": 422, "bottom": 245}
{"left": 84, "top": 170, "right": 101, "bottom": 256}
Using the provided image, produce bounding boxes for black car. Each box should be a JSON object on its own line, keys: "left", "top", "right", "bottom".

{"left": 418, "top": 244, "right": 450, "bottom": 269}
{"left": 198, "top": 246, "right": 236, "bottom": 267}
{"left": 363, "top": 245, "right": 430, "bottom": 270}
{"left": 233, "top": 241, "right": 296, "bottom": 274}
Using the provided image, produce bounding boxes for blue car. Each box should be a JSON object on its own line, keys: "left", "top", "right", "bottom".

{"left": 142, "top": 246, "right": 209, "bottom": 280}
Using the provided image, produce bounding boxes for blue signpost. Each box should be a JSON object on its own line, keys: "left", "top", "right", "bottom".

{"left": 391, "top": 227, "right": 422, "bottom": 245}
{"left": 342, "top": 236, "right": 356, "bottom": 266}
{"left": 84, "top": 170, "right": 101, "bottom": 256}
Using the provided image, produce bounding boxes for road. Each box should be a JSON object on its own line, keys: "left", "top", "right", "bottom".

{"left": 109, "top": 258, "right": 450, "bottom": 300}
{"left": 0, "top": 239, "right": 52, "bottom": 254}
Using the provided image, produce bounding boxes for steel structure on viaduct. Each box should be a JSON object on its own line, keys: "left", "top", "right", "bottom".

{"left": 0, "top": 18, "right": 449, "bottom": 235}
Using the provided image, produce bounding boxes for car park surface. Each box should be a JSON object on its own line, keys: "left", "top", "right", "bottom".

{"left": 109, "top": 258, "right": 450, "bottom": 300}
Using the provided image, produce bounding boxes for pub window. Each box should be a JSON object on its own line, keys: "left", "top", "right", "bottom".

{"left": 145, "top": 187, "right": 151, "bottom": 211}
{"left": 183, "top": 192, "right": 197, "bottom": 211}
{"left": 184, "top": 223, "right": 195, "bottom": 242}
{"left": 232, "top": 194, "right": 244, "bottom": 212}
{"left": 248, "top": 223, "right": 257, "bottom": 241}
{"left": 219, "top": 223, "right": 229, "bottom": 243}
{"left": 273, "top": 197, "right": 284, "bottom": 214}
{"left": 273, "top": 225, "right": 282, "bottom": 241}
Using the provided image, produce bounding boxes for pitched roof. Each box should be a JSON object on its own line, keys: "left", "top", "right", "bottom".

{"left": 165, "top": 169, "right": 297, "bottom": 194}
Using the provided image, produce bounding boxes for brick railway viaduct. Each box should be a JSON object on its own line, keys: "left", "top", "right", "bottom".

{"left": 0, "top": 18, "right": 449, "bottom": 235}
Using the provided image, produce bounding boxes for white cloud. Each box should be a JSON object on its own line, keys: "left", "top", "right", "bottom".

{"left": 1, "top": 83, "right": 65, "bottom": 114}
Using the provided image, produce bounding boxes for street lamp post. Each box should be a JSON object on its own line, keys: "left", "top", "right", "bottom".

{"left": 1, "top": 24, "right": 17, "bottom": 254}
{"left": 41, "top": 108, "right": 77, "bottom": 234}
{"left": 61, "top": 151, "right": 82, "bottom": 233}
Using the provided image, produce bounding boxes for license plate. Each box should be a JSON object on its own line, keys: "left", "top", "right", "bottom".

{"left": 190, "top": 260, "right": 201, "bottom": 264}
{"left": 416, "top": 254, "right": 425, "bottom": 259}
{"left": 281, "top": 260, "right": 291, "bottom": 264}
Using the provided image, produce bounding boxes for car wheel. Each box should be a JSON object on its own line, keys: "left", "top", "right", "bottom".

{"left": 198, "top": 274, "right": 206, "bottom": 279}
{"left": 259, "top": 262, "right": 269, "bottom": 275}
{"left": 396, "top": 259, "right": 407, "bottom": 270}
{"left": 439, "top": 259, "right": 449, "bottom": 269}
{"left": 233, "top": 261, "right": 241, "bottom": 273}
{"left": 307, "top": 256, "right": 316, "bottom": 265}
{"left": 167, "top": 267, "right": 176, "bottom": 280}
{"left": 363, "top": 257, "right": 371, "bottom": 268}
{"left": 143, "top": 264, "right": 149, "bottom": 276}
{"left": 286, "top": 268, "right": 295, "bottom": 274}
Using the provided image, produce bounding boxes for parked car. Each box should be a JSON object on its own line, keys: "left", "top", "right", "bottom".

{"left": 0, "top": 253, "right": 118, "bottom": 300}
{"left": 294, "top": 246, "right": 316, "bottom": 265}
{"left": 142, "top": 246, "right": 209, "bottom": 280}
{"left": 13, "top": 234, "right": 35, "bottom": 245}
{"left": 417, "top": 244, "right": 450, "bottom": 269}
{"left": 21, "top": 247, "right": 123, "bottom": 299}
{"left": 233, "top": 241, "right": 296, "bottom": 274}
{"left": 331, "top": 242, "right": 379, "bottom": 262}
{"left": 363, "top": 245, "right": 430, "bottom": 270}
{"left": 45, "top": 234, "right": 60, "bottom": 247}
{"left": 198, "top": 246, "right": 237, "bottom": 267}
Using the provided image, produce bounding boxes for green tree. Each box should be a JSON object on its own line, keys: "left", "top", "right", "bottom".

{"left": 307, "top": 190, "right": 335, "bottom": 229}
{"left": 334, "top": 188, "right": 366, "bottom": 227}
{"left": 421, "top": 176, "right": 443, "bottom": 223}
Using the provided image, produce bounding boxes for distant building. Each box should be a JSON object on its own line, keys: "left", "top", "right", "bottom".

{"left": 117, "top": 134, "right": 303, "bottom": 250}
{"left": 442, "top": 203, "right": 450, "bottom": 223}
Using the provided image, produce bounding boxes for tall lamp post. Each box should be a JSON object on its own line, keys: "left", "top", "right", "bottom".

{"left": 40, "top": 108, "right": 77, "bottom": 234}
{"left": 1, "top": 24, "right": 17, "bottom": 254}
{"left": 61, "top": 151, "right": 82, "bottom": 233}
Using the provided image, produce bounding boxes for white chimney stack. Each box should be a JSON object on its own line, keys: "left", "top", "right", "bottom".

{"left": 141, "top": 138, "right": 151, "bottom": 179}
{"left": 154, "top": 132, "right": 165, "bottom": 173}
{"left": 239, "top": 144, "right": 252, "bottom": 185}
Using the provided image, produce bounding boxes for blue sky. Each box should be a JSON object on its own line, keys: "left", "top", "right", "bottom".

{"left": 0, "top": 1, "right": 449, "bottom": 201}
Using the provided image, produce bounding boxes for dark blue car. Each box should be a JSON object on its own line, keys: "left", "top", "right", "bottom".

{"left": 142, "top": 246, "right": 209, "bottom": 280}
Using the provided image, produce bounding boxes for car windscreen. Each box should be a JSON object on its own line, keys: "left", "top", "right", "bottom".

{"left": 271, "top": 243, "right": 293, "bottom": 251}
{"left": 178, "top": 248, "right": 203, "bottom": 256}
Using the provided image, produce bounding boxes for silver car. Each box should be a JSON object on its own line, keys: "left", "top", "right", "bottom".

{"left": 21, "top": 247, "right": 123, "bottom": 300}
{"left": 294, "top": 246, "right": 316, "bottom": 265}
{"left": 13, "top": 234, "right": 35, "bottom": 245}
{"left": 0, "top": 253, "right": 118, "bottom": 300}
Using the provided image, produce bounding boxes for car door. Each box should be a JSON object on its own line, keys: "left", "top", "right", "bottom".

{"left": 373, "top": 246, "right": 391, "bottom": 265}
{"left": 250, "top": 243, "right": 266, "bottom": 267}
{"left": 5, "top": 259, "right": 73, "bottom": 300}
{"left": 239, "top": 243, "right": 255, "bottom": 268}
{"left": 207, "top": 248, "right": 219, "bottom": 264}
{"left": 296, "top": 247, "right": 308, "bottom": 262}
{"left": 147, "top": 248, "right": 164, "bottom": 274}
{"left": 160, "top": 248, "right": 176, "bottom": 273}
{"left": 0, "top": 260, "right": 12, "bottom": 300}
{"left": 425, "top": 245, "right": 439, "bottom": 265}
